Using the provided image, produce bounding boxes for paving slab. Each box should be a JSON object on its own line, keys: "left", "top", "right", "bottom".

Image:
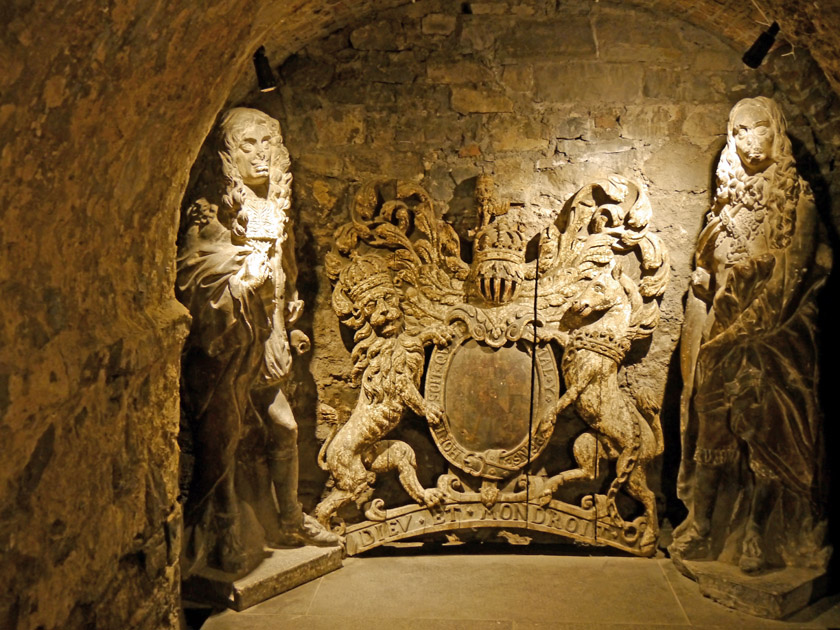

{"left": 199, "top": 551, "right": 840, "bottom": 630}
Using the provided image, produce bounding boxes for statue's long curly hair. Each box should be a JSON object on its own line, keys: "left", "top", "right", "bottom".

{"left": 712, "top": 96, "right": 801, "bottom": 249}
{"left": 217, "top": 107, "right": 292, "bottom": 239}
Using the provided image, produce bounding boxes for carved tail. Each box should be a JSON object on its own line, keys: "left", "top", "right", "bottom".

{"left": 316, "top": 403, "right": 346, "bottom": 471}
{"left": 636, "top": 387, "right": 663, "bottom": 456}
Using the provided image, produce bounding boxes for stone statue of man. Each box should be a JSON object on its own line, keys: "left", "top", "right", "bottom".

{"left": 177, "top": 107, "right": 337, "bottom": 575}
{"left": 671, "top": 97, "right": 830, "bottom": 573}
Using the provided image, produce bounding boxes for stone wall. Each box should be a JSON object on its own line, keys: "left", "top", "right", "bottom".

{"left": 3, "top": 0, "right": 840, "bottom": 628}
{"left": 230, "top": 0, "right": 840, "bottom": 518}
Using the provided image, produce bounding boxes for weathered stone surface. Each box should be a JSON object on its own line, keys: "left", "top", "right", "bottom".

{"left": 489, "top": 116, "right": 548, "bottom": 152}
{"left": 350, "top": 20, "right": 407, "bottom": 51}
{"left": 422, "top": 13, "right": 457, "bottom": 36}
{"left": 450, "top": 86, "right": 514, "bottom": 114}
{"left": 534, "top": 62, "right": 644, "bottom": 103}
{"left": 427, "top": 60, "right": 493, "bottom": 84}
{"left": 594, "top": 9, "right": 685, "bottom": 63}
{"left": 500, "top": 64, "right": 534, "bottom": 92}
{"left": 497, "top": 17, "right": 597, "bottom": 61}
{"left": 181, "top": 545, "right": 343, "bottom": 611}
{"left": 644, "top": 140, "right": 713, "bottom": 193}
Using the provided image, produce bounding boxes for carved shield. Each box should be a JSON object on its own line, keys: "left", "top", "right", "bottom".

{"left": 425, "top": 331, "right": 560, "bottom": 480}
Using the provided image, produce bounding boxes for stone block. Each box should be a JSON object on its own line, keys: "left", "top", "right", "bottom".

{"left": 644, "top": 140, "right": 712, "bottom": 193}
{"left": 548, "top": 113, "right": 590, "bottom": 140}
{"left": 620, "top": 104, "right": 683, "bottom": 140}
{"left": 311, "top": 107, "right": 366, "bottom": 146}
{"left": 365, "top": 52, "right": 419, "bottom": 84}
{"left": 497, "top": 17, "right": 596, "bottom": 61}
{"left": 534, "top": 62, "right": 643, "bottom": 103}
{"left": 468, "top": 2, "right": 509, "bottom": 15}
{"left": 459, "top": 143, "right": 481, "bottom": 157}
{"left": 182, "top": 546, "right": 343, "bottom": 611}
{"left": 643, "top": 68, "right": 740, "bottom": 103}
{"left": 594, "top": 10, "right": 684, "bottom": 63}
{"left": 489, "top": 116, "right": 548, "bottom": 152}
{"left": 682, "top": 105, "right": 730, "bottom": 138}
{"left": 296, "top": 152, "right": 344, "bottom": 178}
{"left": 674, "top": 557, "right": 828, "bottom": 619}
{"left": 425, "top": 113, "right": 475, "bottom": 145}
{"left": 459, "top": 18, "right": 501, "bottom": 51}
{"left": 350, "top": 20, "right": 406, "bottom": 51}
{"left": 500, "top": 65, "right": 533, "bottom": 92}
{"left": 280, "top": 54, "right": 334, "bottom": 90}
{"left": 422, "top": 13, "right": 457, "bottom": 36}
{"left": 693, "top": 49, "right": 743, "bottom": 71}
{"left": 427, "top": 60, "right": 492, "bottom": 84}
{"left": 451, "top": 86, "right": 513, "bottom": 114}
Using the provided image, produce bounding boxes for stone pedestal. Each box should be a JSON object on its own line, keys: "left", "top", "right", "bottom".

{"left": 182, "top": 546, "right": 343, "bottom": 611}
{"left": 673, "top": 557, "right": 828, "bottom": 619}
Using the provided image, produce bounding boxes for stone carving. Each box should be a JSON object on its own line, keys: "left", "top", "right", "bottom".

{"left": 545, "top": 237, "right": 663, "bottom": 549}
{"left": 313, "top": 254, "right": 449, "bottom": 523}
{"left": 177, "top": 108, "right": 337, "bottom": 577}
{"left": 318, "top": 175, "right": 669, "bottom": 555}
{"left": 671, "top": 98, "right": 830, "bottom": 587}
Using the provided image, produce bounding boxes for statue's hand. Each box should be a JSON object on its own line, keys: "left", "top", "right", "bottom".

{"left": 264, "top": 332, "right": 292, "bottom": 380}
{"left": 290, "top": 329, "right": 311, "bottom": 355}
{"left": 238, "top": 252, "right": 271, "bottom": 291}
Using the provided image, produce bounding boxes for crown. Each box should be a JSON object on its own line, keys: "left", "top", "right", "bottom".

{"left": 339, "top": 255, "right": 393, "bottom": 303}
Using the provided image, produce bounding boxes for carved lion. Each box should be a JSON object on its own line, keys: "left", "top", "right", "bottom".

{"left": 313, "top": 255, "right": 450, "bottom": 527}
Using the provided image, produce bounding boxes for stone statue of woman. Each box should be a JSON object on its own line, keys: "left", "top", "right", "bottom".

{"left": 177, "top": 107, "right": 337, "bottom": 576}
{"left": 671, "top": 97, "right": 830, "bottom": 575}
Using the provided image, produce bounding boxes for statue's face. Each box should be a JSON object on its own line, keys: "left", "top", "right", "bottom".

{"left": 231, "top": 122, "right": 273, "bottom": 187}
{"left": 732, "top": 105, "right": 775, "bottom": 173}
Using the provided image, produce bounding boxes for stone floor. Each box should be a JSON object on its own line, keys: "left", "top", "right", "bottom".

{"left": 197, "top": 545, "right": 840, "bottom": 630}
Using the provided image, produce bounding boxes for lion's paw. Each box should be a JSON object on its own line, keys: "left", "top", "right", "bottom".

{"left": 422, "top": 488, "right": 444, "bottom": 507}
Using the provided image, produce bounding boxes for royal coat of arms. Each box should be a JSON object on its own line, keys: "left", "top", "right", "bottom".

{"left": 314, "top": 174, "right": 669, "bottom": 556}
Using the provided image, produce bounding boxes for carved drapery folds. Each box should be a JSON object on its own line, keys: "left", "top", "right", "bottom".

{"left": 177, "top": 108, "right": 337, "bottom": 578}
{"left": 317, "top": 175, "right": 669, "bottom": 555}
{"left": 671, "top": 97, "right": 831, "bottom": 577}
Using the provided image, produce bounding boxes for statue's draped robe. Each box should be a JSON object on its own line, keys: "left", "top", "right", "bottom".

{"left": 678, "top": 172, "right": 828, "bottom": 564}
{"left": 176, "top": 216, "right": 285, "bottom": 571}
